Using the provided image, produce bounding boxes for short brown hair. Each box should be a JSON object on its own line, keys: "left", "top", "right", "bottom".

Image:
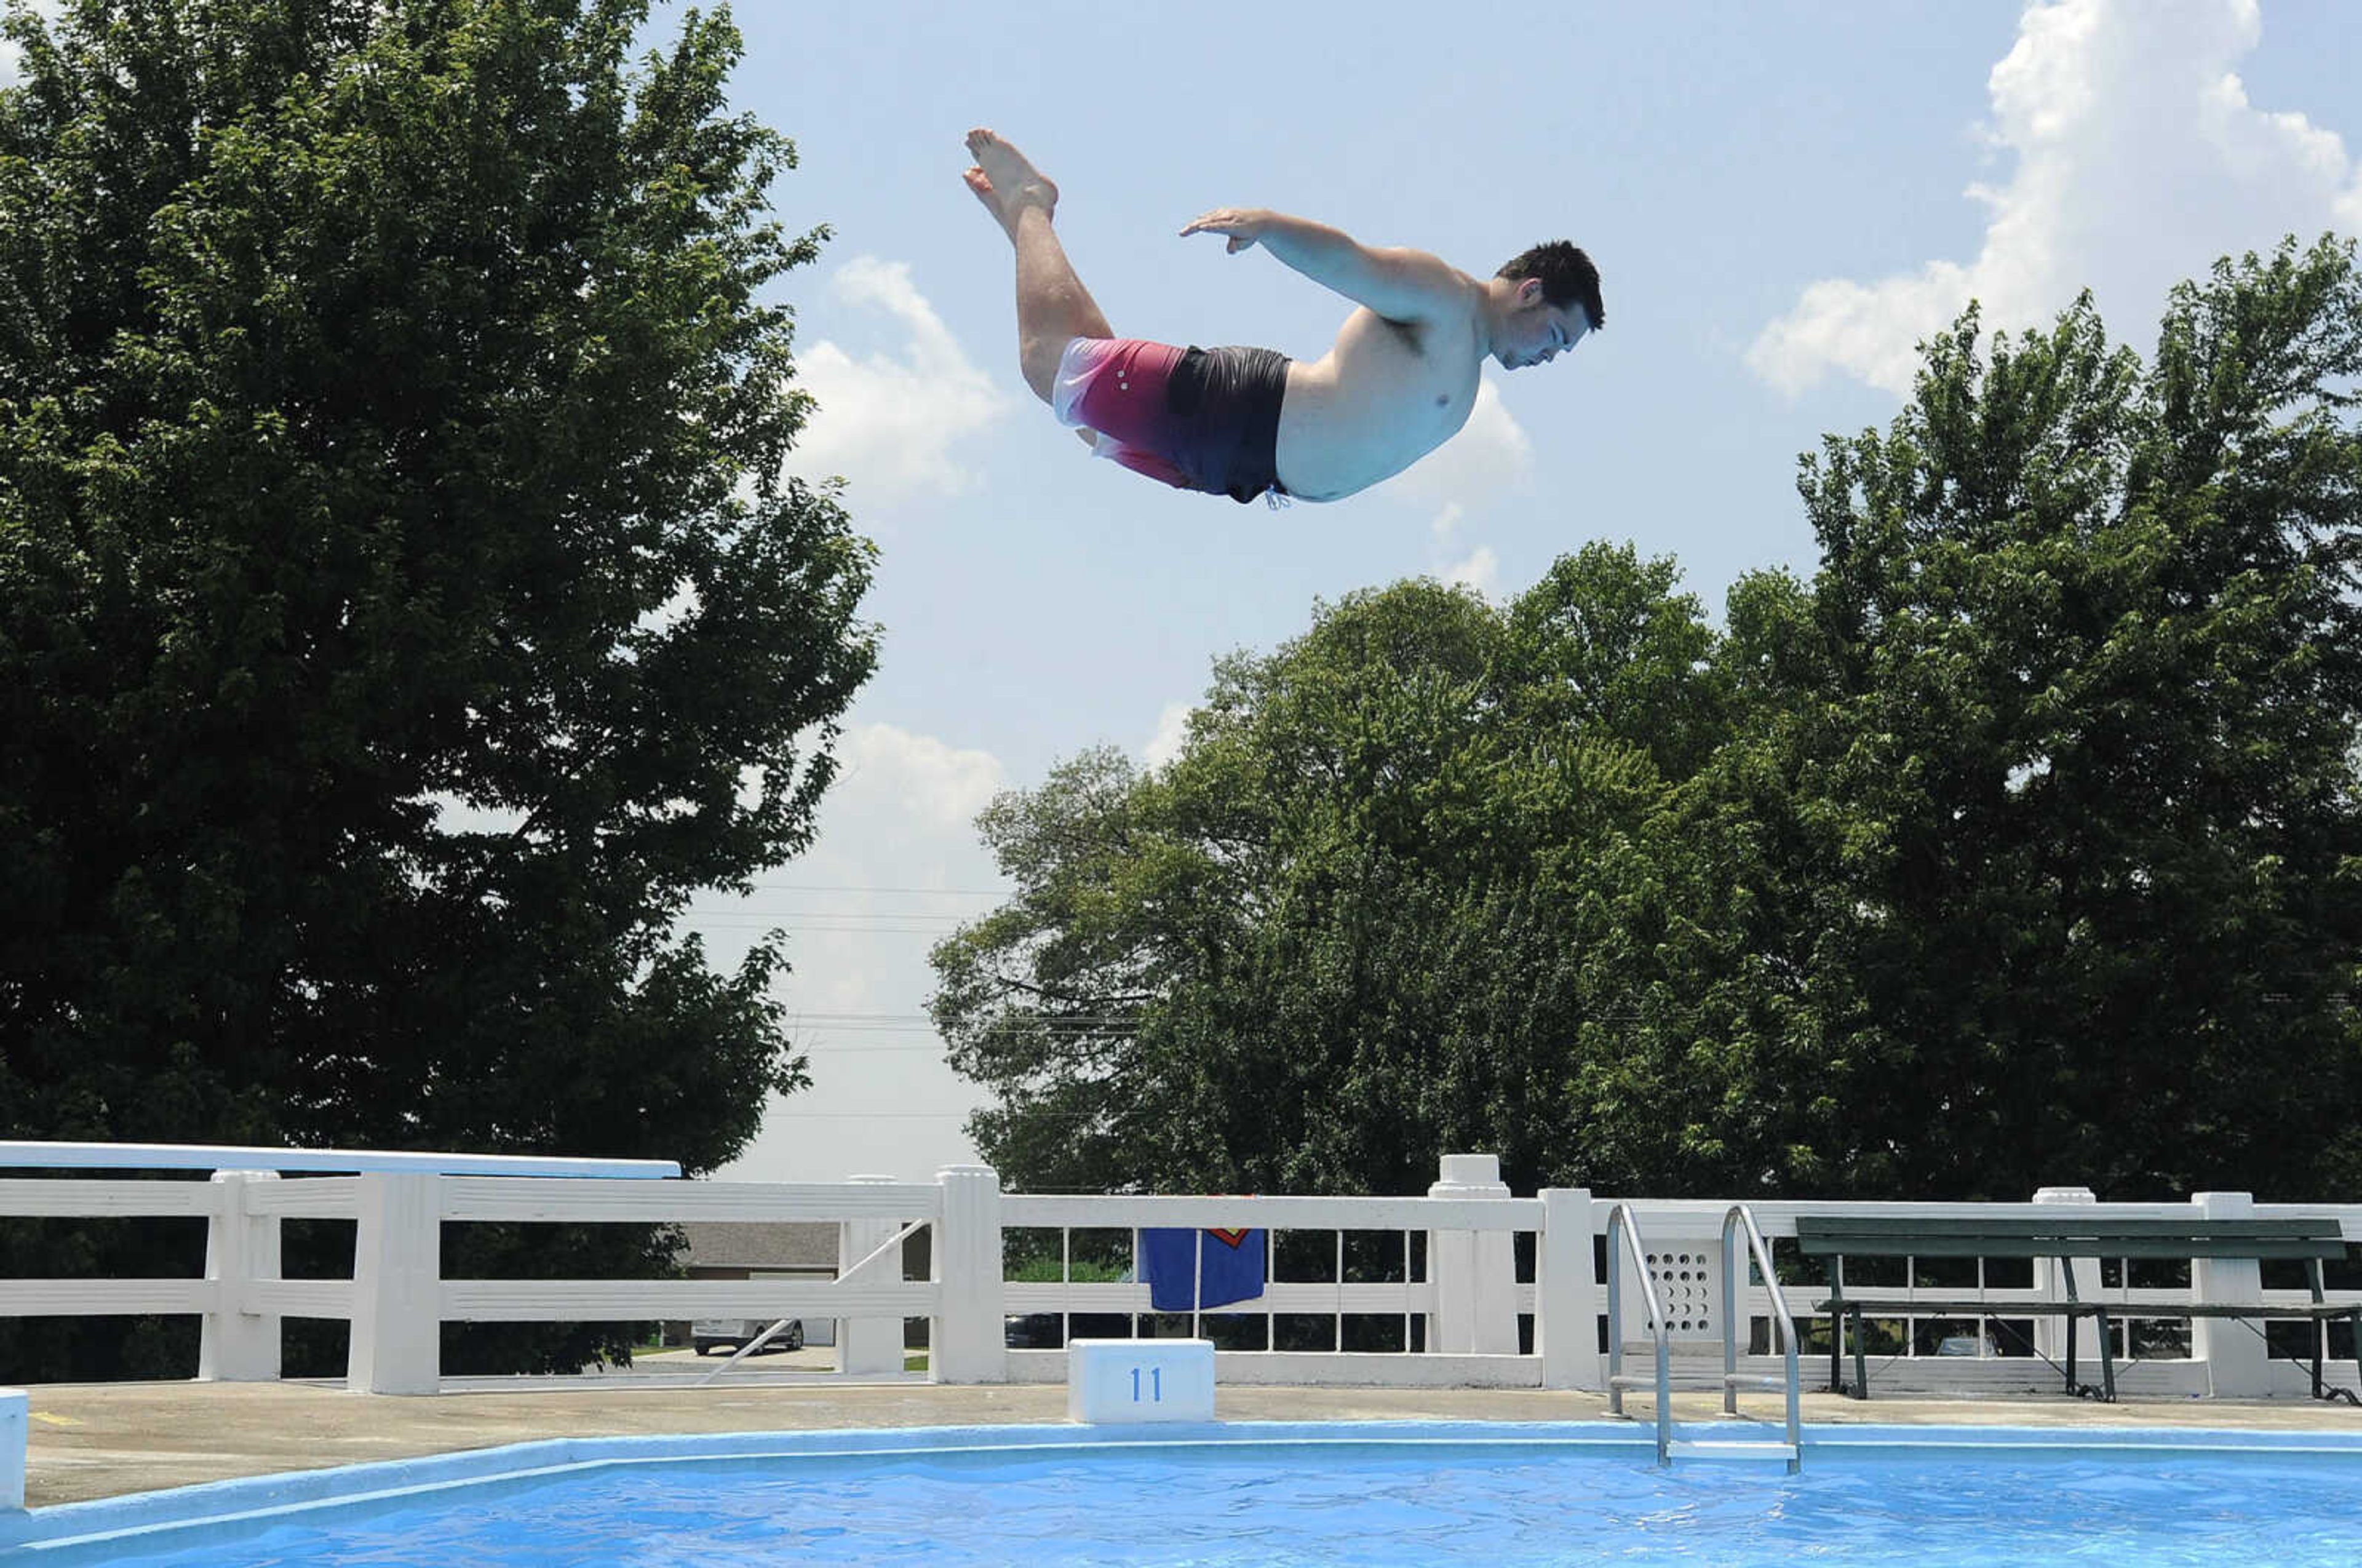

{"left": 1498, "top": 242, "right": 1603, "bottom": 332}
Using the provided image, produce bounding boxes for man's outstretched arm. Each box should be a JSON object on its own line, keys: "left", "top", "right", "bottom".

{"left": 1180, "top": 207, "right": 1471, "bottom": 325}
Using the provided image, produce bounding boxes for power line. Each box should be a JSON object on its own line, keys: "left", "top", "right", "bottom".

{"left": 792, "top": 1028, "right": 1137, "bottom": 1040}
{"left": 797, "top": 1042, "right": 951, "bottom": 1053}
{"left": 677, "top": 908, "right": 988, "bottom": 925}
{"left": 785, "top": 1011, "right": 1138, "bottom": 1024}
{"left": 683, "top": 920, "right": 971, "bottom": 933}
{"left": 734, "top": 883, "right": 1009, "bottom": 896}
{"left": 763, "top": 1111, "right": 975, "bottom": 1121}
{"left": 789, "top": 1021, "right": 1137, "bottom": 1031}
{"left": 680, "top": 906, "right": 975, "bottom": 916}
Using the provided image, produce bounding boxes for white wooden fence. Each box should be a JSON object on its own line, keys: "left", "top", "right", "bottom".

{"left": 0, "top": 1142, "right": 2356, "bottom": 1402}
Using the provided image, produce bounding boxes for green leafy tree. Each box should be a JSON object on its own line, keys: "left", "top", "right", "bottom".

{"left": 930, "top": 551, "right": 1736, "bottom": 1198}
{"left": 0, "top": 0, "right": 875, "bottom": 1377}
{"left": 1746, "top": 237, "right": 2362, "bottom": 1199}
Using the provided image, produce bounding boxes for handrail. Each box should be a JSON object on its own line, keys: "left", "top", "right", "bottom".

{"left": 1722, "top": 1204, "right": 1802, "bottom": 1471}
{"left": 699, "top": 1316, "right": 804, "bottom": 1385}
{"left": 701, "top": 1218, "right": 931, "bottom": 1385}
{"left": 1603, "top": 1201, "right": 1671, "bottom": 1466}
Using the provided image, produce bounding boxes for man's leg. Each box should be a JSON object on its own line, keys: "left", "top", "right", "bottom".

{"left": 964, "top": 129, "right": 1113, "bottom": 404}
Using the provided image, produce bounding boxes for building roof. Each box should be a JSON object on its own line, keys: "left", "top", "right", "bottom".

{"left": 675, "top": 1219, "right": 840, "bottom": 1270}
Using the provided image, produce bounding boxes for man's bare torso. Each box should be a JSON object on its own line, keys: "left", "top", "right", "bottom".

{"left": 1275, "top": 289, "right": 1485, "bottom": 502}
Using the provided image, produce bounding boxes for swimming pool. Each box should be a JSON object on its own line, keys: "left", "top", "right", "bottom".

{"left": 14, "top": 1422, "right": 2362, "bottom": 1566}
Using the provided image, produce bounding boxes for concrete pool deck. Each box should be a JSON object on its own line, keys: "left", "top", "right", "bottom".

{"left": 18, "top": 1368, "right": 2362, "bottom": 1508}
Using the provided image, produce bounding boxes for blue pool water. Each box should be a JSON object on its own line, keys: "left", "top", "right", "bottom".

{"left": 39, "top": 1427, "right": 2362, "bottom": 1567}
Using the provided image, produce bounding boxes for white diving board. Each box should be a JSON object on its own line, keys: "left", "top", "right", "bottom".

{"left": 0, "top": 1140, "right": 680, "bottom": 1179}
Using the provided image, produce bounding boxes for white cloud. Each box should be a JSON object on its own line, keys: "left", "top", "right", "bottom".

{"left": 827, "top": 721, "right": 1004, "bottom": 838}
{"left": 1142, "top": 699, "right": 1193, "bottom": 772}
{"left": 785, "top": 257, "right": 1013, "bottom": 502}
{"left": 1443, "top": 545, "right": 1501, "bottom": 600}
{"left": 1431, "top": 501, "right": 1467, "bottom": 541}
{"left": 1, "top": 5, "right": 68, "bottom": 90}
{"left": 702, "top": 718, "right": 1009, "bottom": 1183}
{"left": 1380, "top": 377, "right": 1535, "bottom": 511}
{"left": 1749, "top": 0, "right": 2362, "bottom": 396}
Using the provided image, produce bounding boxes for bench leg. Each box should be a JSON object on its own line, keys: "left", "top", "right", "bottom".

{"left": 2065, "top": 1312, "right": 2077, "bottom": 1395}
{"left": 1851, "top": 1307, "right": 1869, "bottom": 1401}
{"left": 2098, "top": 1310, "right": 2116, "bottom": 1403}
{"left": 2336, "top": 1309, "right": 2362, "bottom": 1406}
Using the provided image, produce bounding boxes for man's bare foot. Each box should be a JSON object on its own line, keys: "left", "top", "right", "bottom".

{"left": 963, "top": 128, "right": 1057, "bottom": 235}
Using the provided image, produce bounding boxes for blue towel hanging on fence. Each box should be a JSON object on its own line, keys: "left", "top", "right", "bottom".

{"left": 1141, "top": 1226, "right": 1266, "bottom": 1311}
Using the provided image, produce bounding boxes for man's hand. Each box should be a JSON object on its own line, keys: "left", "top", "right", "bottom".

{"left": 1180, "top": 208, "right": 1272, "bottom": 253}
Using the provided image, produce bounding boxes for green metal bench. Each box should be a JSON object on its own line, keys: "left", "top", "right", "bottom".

{"left": 1794, "top": 1214, "right": 2360, "bottom": 1403}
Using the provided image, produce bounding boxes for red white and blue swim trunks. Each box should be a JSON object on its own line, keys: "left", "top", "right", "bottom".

{"left": 1051, "top": 336, "right": 1292, "bottom": 504}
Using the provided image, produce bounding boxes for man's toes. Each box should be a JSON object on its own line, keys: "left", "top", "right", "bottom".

{"left": 966, "top": 127, "right": 998, "bottom": 159}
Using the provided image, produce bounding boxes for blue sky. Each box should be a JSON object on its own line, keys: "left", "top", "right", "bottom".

{"left": 684, "top": 0, "right": 2362, "bottom": 1185}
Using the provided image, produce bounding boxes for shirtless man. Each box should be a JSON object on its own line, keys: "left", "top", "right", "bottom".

{"left": 960, "top": 127, "right": 1602, "bottom": 504}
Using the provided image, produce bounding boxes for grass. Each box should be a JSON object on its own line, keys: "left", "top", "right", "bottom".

{"left": 1006, "top": 1260, "right": 1128, "bottom": 1284}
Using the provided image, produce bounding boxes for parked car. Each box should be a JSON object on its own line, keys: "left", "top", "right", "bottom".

{"left": 692, "top": 1317, "right": 804, "bottom": 1355}
{"left": 1004, "top": 1312, "right": 1133, "bottom": 1348}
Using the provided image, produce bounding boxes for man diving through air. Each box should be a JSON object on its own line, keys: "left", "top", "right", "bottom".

{"left": 961, "top": 128, "right": 1602, "bottom": 505}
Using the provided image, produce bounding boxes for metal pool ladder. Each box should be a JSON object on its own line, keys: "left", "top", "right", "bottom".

{"left": 1602, "top": 1202, "right": 1803, "bottom": 1472}
{"left": 1716, "top": 1203, "right": 1802, "bottom": 1473}
{"left": 1603, "top": 1201, "right": 1672, "bottom": 1465}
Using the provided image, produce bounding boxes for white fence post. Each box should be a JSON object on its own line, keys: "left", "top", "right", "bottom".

{"left": 198, "top": 1170, "right": 282, "bottom": 1382}
{"left": 838, "top": 1174, "right": 905, "bottom": 1375}
{"left": 2192, "top": 1190, "right": 2271, "bottom": 1396}
{"left": 1537, "top": 1187, "right": 1602, "bottom": 1390}
{"left": 2032, "top": 1185, "right": 2098, "bottom": 1366}
{"left": 348, "top": 1171, "right": 441, "bottom": 1395}
{"left": 931, "top": 1165, "right": 1006, "bottom": 1383}
{"left": 1, "top": 1387, "right": 24, "bottom": 1513}
{"left": 1427, "top": 1154, "right": 1519, "bottom": 1355}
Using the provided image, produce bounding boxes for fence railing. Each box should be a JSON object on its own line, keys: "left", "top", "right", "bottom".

{"left": 0, "top": 1142, "right": 2356, "bottom": 1401}
{"left": 996, "top": 1177, "right": 1580, "bottom": 1388}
